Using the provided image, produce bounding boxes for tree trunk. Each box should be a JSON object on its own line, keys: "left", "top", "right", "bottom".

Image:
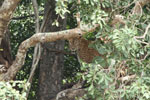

{"left": 0, "top": 30, "right": 12, "bottom": 73}
{"left": 37, "top": 0, "right": 66, "bottom": 100}
{"left": 0, "top": 0, "right": 12, "bottom": 73}
{"left": 0, "top": 0, "right": 20, "bottom": 45}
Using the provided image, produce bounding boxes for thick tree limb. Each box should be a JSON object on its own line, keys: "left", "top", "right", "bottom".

{"left": 0, "top": 0, "right": 20, "bottom": 44}
{"left": 0, "top": 24, "right": 99, "bottom": 81}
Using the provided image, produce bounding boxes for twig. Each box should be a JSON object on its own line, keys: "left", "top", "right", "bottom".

{"left": 76, "top": 0, "right": 80, "bottom": 27}
{"left": 123, "top": 0, "right": 136, "bottom": 9}
{"left": 27, "top": 1, "right": 54, "bottom": 88}
{"left": 32, "top": 0, "right": 40, "bottom": 33}
{"left": 39, "top": 6, "right": 51, "bottom": 32}
{"left": 111, "top": 0, "right": 136, "bottom": 15}
{"left": 27, "top": 7, "right": 53, "bottom": 87}
{"left": 134, "top": 24, "right": 150, "bottom": 39}
{"left": 26, "top": 0, "right": 40, "bottom": 98}
{"left": 134, "top": 37, "right": 149, "bottom": 45}
{"left": 140, "top": 53, "right": 149, "bottom": 61}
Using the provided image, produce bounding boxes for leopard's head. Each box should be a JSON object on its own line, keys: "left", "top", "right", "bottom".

{"left": 68, "top": 37, "right": 81, "bottom": 51}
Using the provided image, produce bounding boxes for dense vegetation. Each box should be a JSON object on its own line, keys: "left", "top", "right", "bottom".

{"left": 0, "top": 0, "right": 150, "bottom": 100}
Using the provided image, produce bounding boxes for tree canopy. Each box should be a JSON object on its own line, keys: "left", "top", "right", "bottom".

{"left": 0, "top": 0, "right": 150, "bottom": 100}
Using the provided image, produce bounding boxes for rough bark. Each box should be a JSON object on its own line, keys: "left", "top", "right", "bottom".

{"left": 0, "top": 0, "right": 20, "bottom": 44}
{"left": 56, "top": 81, "right": 86, "bottom": 100}
{"left": 0, "top": 0, "right": 18, "bottom": 74}
{"left": 37, "top": 0, "right": 66, "bottom": 99}
{"left": 0, "top": 0, "right": 14, "bottom": 73}
{"left": 56, "top": 88, "right": 86, "bottom": 100}
{"left": 0, "top": 30, "right": 12, "bottom": 73}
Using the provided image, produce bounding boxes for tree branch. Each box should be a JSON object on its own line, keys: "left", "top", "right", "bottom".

{"left": 0, "top": 0, "right": 20, "bottom": 44}
{"left": 137, "top": 0, "right": 150, "bottom": 7}
{"left": 26, "top": 0, "right": 40, "bottom": 98}
{"left": 0, "top": 24, "right": 99, "bottom": 81}
{"left": 132, "top": 0, "right": 150, "bottom": 14}
{"left": 134, "top": 24, "right": 150, "bottom": 39}
{"left": 56, "top": 80, "right": 86, "bottom": 100}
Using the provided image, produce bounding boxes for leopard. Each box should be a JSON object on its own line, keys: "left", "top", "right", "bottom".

{"left": 68, "top": 37, "right": 101, "bottom": 63}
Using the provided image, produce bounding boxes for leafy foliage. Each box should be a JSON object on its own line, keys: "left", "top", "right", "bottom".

{"left": 56, "top": 0, "right": 150, "bottom": 100}
{"left": 110, "top": 27, "right": 139, "bottom": 57}
{"left": 2, "top": 0, "right": 150, "bottom": 100}
{"left": 0, "top": 81, "right": 29, "bottom": 100}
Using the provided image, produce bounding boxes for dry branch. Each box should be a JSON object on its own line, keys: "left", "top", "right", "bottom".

{"left": 132, "top": 0, "right": 150, "bottom": 14}
{"left": 134, "top": 24, "right": 150, "bottom": 39}
{"left": 0, "top": 24, "right": 99, "bottom": 81}
{"left": 118, "top": 74, "right": 136, "bottom": 82}
{"left": 136, "top": 0, "right": 150, "bottom": 7}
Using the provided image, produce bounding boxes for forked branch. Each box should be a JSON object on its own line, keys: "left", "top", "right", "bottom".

{"left": 0, "top": 24, "right": 99, "bottom": 81}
